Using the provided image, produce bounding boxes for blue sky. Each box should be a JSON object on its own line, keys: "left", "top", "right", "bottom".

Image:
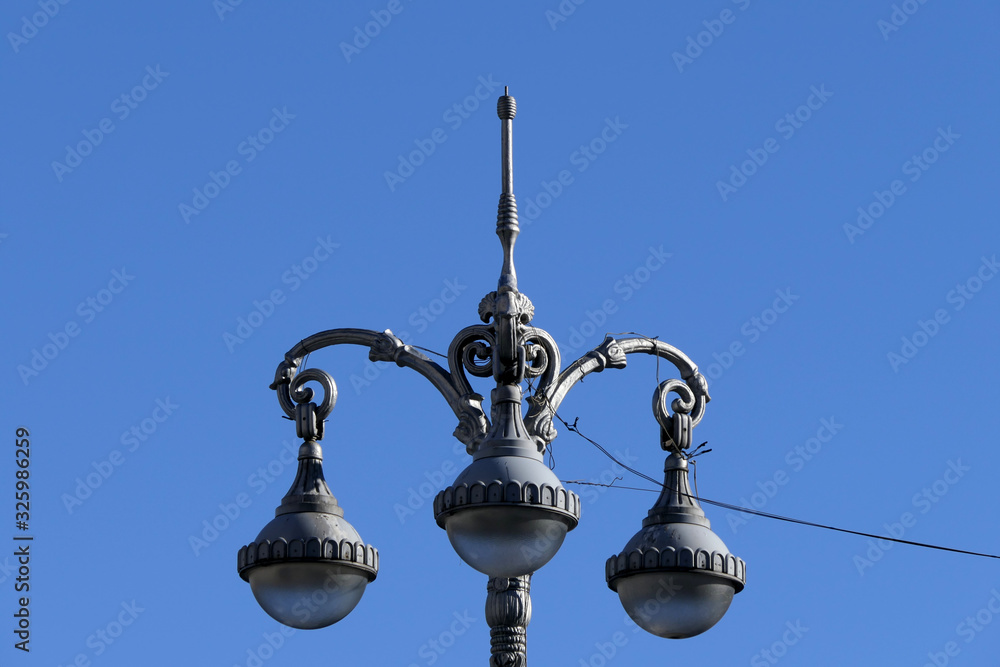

{"left": 3, "top": 1, "right": 999, "bottom": 665}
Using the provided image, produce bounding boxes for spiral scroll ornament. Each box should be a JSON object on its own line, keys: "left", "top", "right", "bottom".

{"left": 519, "top": 327, "right": 559, "bottom": 382}
{"left": 448, "top": 325, "right": 497, "bottom": 389}
{"left": 280, "top": 368, "right": 337, "bottom": 442}
{"left": 652, "top": 379, "right": 699, "bottom": 453}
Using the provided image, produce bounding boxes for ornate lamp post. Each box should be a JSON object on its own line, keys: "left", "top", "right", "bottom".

{"left": 237, "top": 88, "right": 745, "bottom": 662}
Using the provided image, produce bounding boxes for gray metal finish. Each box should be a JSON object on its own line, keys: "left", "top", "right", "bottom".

{"left": 237, "top": 89, "right": 740, "bottom": 660}
{"left": 606, "top": 454, "right": 745, "bottom": 591}
{"left": 496, "top": 88, "right": 518, "bottom": 296}
{"left": 433, "top": 426, "right": 581, "bottom": 528}
{"left": 270, "top": 328, "right": 489, "bottom": 453}
{"left": 237, "top": 441, "right": 378, "bottom": 583}
{"left": 486, "top": 575, "right": 532, "bottom": 667}
{"left": 524, "top": 335, "right": 711, "bottom": 453}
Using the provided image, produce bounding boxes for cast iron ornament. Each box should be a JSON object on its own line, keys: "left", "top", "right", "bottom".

{"left": 237, "top": 88, "right": 738, "bottom": 660}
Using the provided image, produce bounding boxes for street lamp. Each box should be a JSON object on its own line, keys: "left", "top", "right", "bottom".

{"left": 237, "top": 88, "right": 745, "bottom": 660}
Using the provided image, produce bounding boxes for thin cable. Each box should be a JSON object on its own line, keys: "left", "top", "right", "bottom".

{"left": 505, "top": 333, "right": 997, "bottom": 560}
{"left": 525, "top": 374, "right": 557, "bottom": 470}
{"left": 410, "top": 345, "right": 448, "bottom": 360}
{"left": 555, "top": 412, "right": 1000, "bottom": 562}
{"left": 563, "top": 479, "right": 643, "bottom": 492}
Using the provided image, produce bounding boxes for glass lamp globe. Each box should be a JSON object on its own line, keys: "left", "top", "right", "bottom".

{"left": 434, "top": 384, "right": 581, "bottom": 577}
{"left": 249, "top": 561, "right": 370, "bottom": 629}
{"left": 435, "top": 450, "right": 580, "bottom": 577}
{"left": 607, "top": 453, "right": 745, "bottom": 639}
{"left": 444, "top": 503, "right": 572, "bottom": 577}
{"left": 614, "top": 557, "right": 739, "bottom": 638}
{"left": 238, "top": 441, "right": 378, "bottom": 630}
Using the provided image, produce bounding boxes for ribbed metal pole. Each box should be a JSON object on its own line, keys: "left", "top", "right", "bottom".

{"left": 486, "top": 575, "right": 531, "bottom": 666}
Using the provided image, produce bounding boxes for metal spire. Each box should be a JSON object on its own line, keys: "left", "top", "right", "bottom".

{"left": 496, "top": 86, "right": 519, "bottom": 294}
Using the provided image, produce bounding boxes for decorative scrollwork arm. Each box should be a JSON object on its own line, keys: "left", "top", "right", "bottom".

{"left": 269, "top": 327, "right": 490, "bottom": 452}
{"left": 523, "top": 335, "right": 710, "bottom": 449}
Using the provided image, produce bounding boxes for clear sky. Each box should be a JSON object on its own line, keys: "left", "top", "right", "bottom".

{"left": 3, "top": 1, "right": 999, "bottom": 665}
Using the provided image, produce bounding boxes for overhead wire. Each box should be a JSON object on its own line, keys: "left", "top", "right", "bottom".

{"left": 554, "top": 410, "right": 1000, "bottom": 562}
{"left": 396, "top": 335, "right": 998, "bottom": 561}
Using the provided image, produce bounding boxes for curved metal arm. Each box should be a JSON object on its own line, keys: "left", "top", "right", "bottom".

{"left": 270, "top": 327, "right": 489, "bottom": 452}
{"left": 523, "top": 335, "right": 711, "bottom": 450}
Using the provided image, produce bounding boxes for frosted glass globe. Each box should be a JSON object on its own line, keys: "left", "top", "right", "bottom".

{"left": 445, "top": 505, "right": 570, "bottom": 577}
{"left": 616, "top": 571, "right": 736, "bottom": 639}
{"left": 249, "top": 562, "right": 369, "bottom": 629}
